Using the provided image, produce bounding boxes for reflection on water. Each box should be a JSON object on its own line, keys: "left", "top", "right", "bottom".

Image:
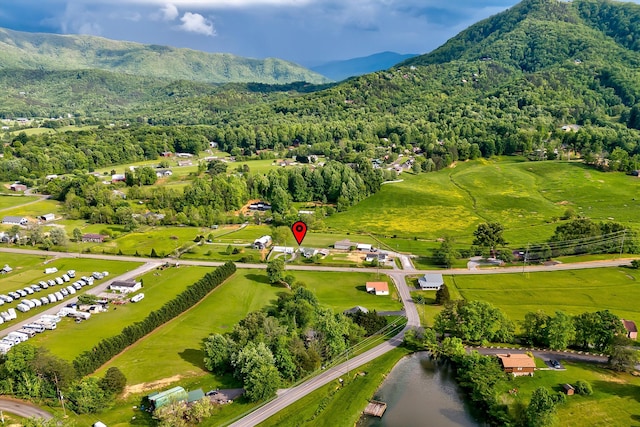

{"left": 359, "top": 352, "right": 478, "bottom": 427}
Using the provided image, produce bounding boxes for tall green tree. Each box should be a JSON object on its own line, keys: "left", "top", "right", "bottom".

{"left": 473, "top": 223, "right": 506, "bottom": 256}
{"left": 266, "top": 257, "right": 285, "bottom": 284}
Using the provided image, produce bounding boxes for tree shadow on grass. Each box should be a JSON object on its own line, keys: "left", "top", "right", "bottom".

{"left": 179, "top": 348, "right": 205, "bottom": 370}
{"left": 245, "top": 273, "right": 270, "bottom": 284}
{"left": 355, "top": 285, "right": 367, "bottom": 292}
{"left": 592, "top": 380, "right": 640, "bottom": 403}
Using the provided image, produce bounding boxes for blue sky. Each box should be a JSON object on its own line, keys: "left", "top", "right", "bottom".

{"left": 0, "top": 0, "right": 637, "bottom": 66}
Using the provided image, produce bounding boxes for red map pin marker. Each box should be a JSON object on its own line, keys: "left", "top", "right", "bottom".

{"left": 291, "top": 221, "right": 307, "bottom": 245}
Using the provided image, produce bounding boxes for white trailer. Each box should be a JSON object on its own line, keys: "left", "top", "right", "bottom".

{"left": 62, "top": 274, "right": 70, "bottom": 282}
{"left": 0, "top": 312, "right": 10, "bottom": 322}
{"left": 66, "top": 286, "right": 76, "bottom": 294}
{"left": 16, "top": 304, "right": 30, "bottom": 313}
{"left": 40, "top": 314, "right": 61, "bottom": 323}
{"left": 48, "top": 280, "right": 56, "bottom": 287}
{"left": 47, "top": 294, "right": 57, "bottom": 303}
{"left": 31, "top": 298, "right": 41, "bottom": 307}
{"left": 130, "top": 293, "right": 145, "bottom": 303}
{"left": 55, "top": 277, "right": 64, "bottom": 285}
{"left": 0, "top": 295, "right": 13, "bottom": 303}
{"left": 36, "top": 321, "right": 56, "bottom": 330}
{"left": 67, "top": 270, "right": 76, "bottom": 278}
{"left": 7, "top": 308, "right": 16, "bottom": 320}
{"left": 17, "top": 328, "right": 36, "bottom": 338}
{"left": 24, "top": 324, "right": 45, "bottom": 333}
{"left": 40, "top": 296, "right": 49, "bottom": 305}
{"left": 8, "top": 331, "right": 29, "bottom": 342}
{"left": 44, "top": 267, "right": 58, "bottom": 274}
{"left": 24, "top": 287, "right": 34, "bottom": 295}
{"left": 71, "top": 311, "right": 91, "bottom": 320}
{"left": 0, "top": 299, "right": 4, "bottom": 307}
{"left": 22, "top": 299, "right": 35, "bottom": 309}
{"left": 54, "top": 291, "right": 64, "bottom": 301}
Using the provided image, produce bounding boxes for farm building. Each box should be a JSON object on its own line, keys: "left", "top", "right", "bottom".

{"left": 39, "top": 213, "right": 55, "bottom": 222}
{"left": 300, "top": 248, "right": 317, "bottom": 258}
{"left": 357, "top": 243, "right": 373, "bottom": 251}
{"left": 111, "top": 174, "right": 126, "bottom": 183}
{"left": 343, "top": 306, "right": 369, "bottom": 315}
{"left": 82, "top": 233, "right": 106, "bottom": 243}
{"left": 621, "top": 319, "right": 637, "bottom": 339}
{"left": 249, "top": 201, "right": 272, "bottom": 211}
{"left": 177, "top": 160, "right": 193, "bottom": 167}
{"left": 253, "top": 235, "right": 272, "bottom": 249}
{"left": 272, "top": 246, "right": 294, "bottom": 254}
{"left": 9, "top": 183, "right": 27, "bottom": 192}
{"left": 110, "top": 280, "right": 142, "bottom": 294}
{"left": 334, "top": 239, "right": 353, "bottom": 250}
{"left": 418, "top": 273, "right": 444, "bottom": 290}
{"left": 496, "top": 353, "right": 535, "bottom": 377}
{"left": 147, "top": 386, "right": 188, "bottom": 410}
{"left": 366, "top": 282, "right": 389, "bottom": 296}
{"left": 2, "top": 216, "right": 28, "bottom": 226}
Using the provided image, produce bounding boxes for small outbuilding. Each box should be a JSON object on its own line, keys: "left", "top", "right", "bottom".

{"left": 39, "top": 213, "right": 55, "bottom": 222}
{"left": 357, "top": 243, "right": 373, "bottom": 251}
{"left": 147, "top": 386, "right": 188, "bottom": 410}
{"left": 253, "top": 235, "right": 272, "bottom": 250}
{"left": 621, "top": 319, "right": 638, "bottom": 340}
{"left": 366, "top": 282, "right": 389, "bottom": 296}
{"left": 418, "top": 273, "right": 444, "bottom": 290}
{"left": 563, "top": 384, "right": 575, "bottom": 395}
{"left": 9, "top": 183, "right": 27, "bottom": 192}
{"left": 110, "top": 280, "right": 142, "bottom": 294}
{"left": 334, "top": 239, "right": 353, "bottom": 250}
{"left": 343, "top": 306, "right": 369, "bottom": 315}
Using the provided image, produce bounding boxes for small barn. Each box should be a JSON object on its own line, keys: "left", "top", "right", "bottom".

{"left": 39, "top": 213, "right": 55, "bottom": 222}
{"left": 563, "top": 384, "right": 575, "bottom": 395}
{"left": 253, "top": 235, "right": 272, "bottom": 249}
{"left": 2, "top": 216, "right": 28, "bottom": 226}
{"left": 82, "top": 233, "right": 106, "bottom": 243}
{"left": 147, "top": 386, "right": 188, "bottom": 410}
{"left": 334, "top": 239, "right": 353, "bottom": 250}
{"left": 621, "top": 319, "right": 638, "bottom": 340}
{"left": 418, "top": 273, "right": 444, "bottom": 290}
{"left": 9, "top": 183, "right": 27, "bottom": 192}
{"left": 357, "top": 243, "right": 373, "bottom": 251}
{"left": 366, "top": 282, "right": 389, "bottom": 296}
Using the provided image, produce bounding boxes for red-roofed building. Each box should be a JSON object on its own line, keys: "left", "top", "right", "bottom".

{"left": 621, "top": 319, "right": 637, "bottom": 340}
{"left": 365, "top": 282, "right": 389, "bottom": 296}
{"left": 497, "top": 353, "right": 536, "bottom": 377}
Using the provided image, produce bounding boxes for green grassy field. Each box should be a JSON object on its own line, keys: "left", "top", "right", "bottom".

{"left": 0, "top": 199, "right": 63, "bottom": 218}
{"left": 28, "top": 265, "right": 209, "bottom": 360}
{"left": 95, "top": 269, "right": 284, "bottom": 384}
{"left": 499, "top": 360, "right": 640, "bottom": 427}
{"left": 325, "top": 159, "right": 640, "bottom": 246}
{"left": 100, "top": 226, "right": 210, "bottom": 256}
{"left": 451, "top": 268, "right": 640, "bottom": 324}
{"left": 0, "top": 195, "right": 38, "bottom": 210}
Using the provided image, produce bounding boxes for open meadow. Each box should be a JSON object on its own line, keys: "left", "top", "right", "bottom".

{"left": 325, "top": 159, "right": 640, "bottom": 246}
{"left": 0, "top": 198, "right": 63, "bottom": 218}
{"left": 0, "top": 195, "right": 38, "bottom": 210}
{"left": 450, "top": 267, "right": 640, "bottom": 324}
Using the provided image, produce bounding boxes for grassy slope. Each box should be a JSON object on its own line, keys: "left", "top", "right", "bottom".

{"left": 326, "top": 159, "right": 640, "bottom": 245}
{"left": 0, "top": 195, "right": 38, "bottom": 209}
{"left": 451, "top": 267, "right": 640, "bottom": 324}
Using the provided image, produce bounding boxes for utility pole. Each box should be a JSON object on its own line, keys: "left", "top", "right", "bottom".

{"left": 620, "top": 230, "right": 626, "bottom": 259}
{"left": 522, "top": 243, "right": 530, "bottom": 274}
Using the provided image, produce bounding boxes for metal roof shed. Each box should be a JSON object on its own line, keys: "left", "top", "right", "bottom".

{"left": 148, "top": 386, "right": 188, "bottom": 409}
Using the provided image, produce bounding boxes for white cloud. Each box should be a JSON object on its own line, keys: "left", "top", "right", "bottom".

{"left": 114, "top": 0, "right": 312, "bottom": 7}
{"left": 177, "top": 12, "right": 215, "bottom": 36}
{"left": 160, "top": 3, "right": 179, "bottom": 20}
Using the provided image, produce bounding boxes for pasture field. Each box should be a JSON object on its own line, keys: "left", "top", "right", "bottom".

{"left": 0, "top": 199, "right": 63, "bottom": 218}
{"left": 450, "top": 267, "right": 640, "bottom": 323}
{"left": 180, "top": 244, "right": 264, "bottom": 262}
{"left": 325, "top": 159, "right": 640, "bottom": 246}
{"left": 0, "top": 195, "right": 38, "bottom": 210}
{"left": 499, "top": 360, "right": 640, "bottom": 427}
{"left": 29, "top": 265, "right": 210, "bottom": 360}
{"left": 95, "top": 269, "right": 284, "bottom": 384}
{"left": 100, "top": 225, "right": 210, "bottom": 256}
{"left": 9, "top": 125, "right": 99, "bottom": 136}
{"left": 289, "top": 271, "right": 403, "bottom": 313}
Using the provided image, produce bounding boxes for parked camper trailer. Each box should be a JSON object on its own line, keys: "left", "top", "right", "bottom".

{"left": 40, "top": 314, "right": 61, "bottom": 323}
{"left": 73, "top": 282, "right": 82, "bottom": 290}
{"left": 30, "top": 298, "right": 42, "bottom": 307}
{"left": 24, "top": 287, "right": 34, "bottom": 295}
{"left": 66, "top": 286, "right": 76, "bottom": 294}
{"left": 17, "top": 328, "right": 36, "bottom": 338}
{"left": 40, "top": 297, "right": 49, "bottom": 305}
{"left": 7, "top": 308, "right": 16, "bottom": 320}
{"left": 0, "top": 295, "right": 13, "bottom": 303}
{"left": 24, "top": 324, "right": 45, "bottom": 333}
{"left": 130, "top": 293, "right": 145, "bottom": 303}
{"left": 71, "top": 311, "right": 91, "bottom": 320}
{"left": 8, "top": 331, "right": 29, "bottom": 342}
{"left": 47, "top": 280, "right": 56, "bottom": 287}
{"left": 54, "top": 291, "right": 64, "bottom": 301}
{"left": 67, "top": 270, "right": 76, "bottom": 278}
{"left": 44, "top": 267, "right": 58, "bottom": 274}
{"left": 55, "top": 277, "right": 64, "bottom": 285}
{"left": 0, "top": 312, "right": 10, "bottom": 322}
{"left": 62, "top": 274, "right": 70, "bottom": 282}
{"left": 16, "top": 304, "right": 30, "bottom": 312}
{"left": 22, "top": 299, "right": 35, "bottom": 309}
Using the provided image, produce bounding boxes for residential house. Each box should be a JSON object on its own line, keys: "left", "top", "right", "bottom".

{"left": 110, "top": 280, "right": 142, "bottom": 294}
{"left": 366, "top": 282, "right": 389, "bottom": 296}
{"left": 39, "top": 213, "right": 55, "bottom": 222}
{"left": 300, "top": 247, "right": 317, "bottom": 258}
{"left": 111, "top": 174, "right": 126, "bottom": 183}
{"left": 2, "top": 216, "right": 28, "bottom": 226}
{"left": 496, "top": 353, "right": 536, "bottom": 377}
{"left": 9, "top": 183, "right": 27, "bottom": 192}
{"left": 621, "top": 319, "right": 638, "bottom": 340}
{"left": 343, "top": 306, "right": 369, "bottom": 315}
{"left": 365, "top": 252, "right": 388, "bottom": 263}
{"left": 334, "top": 239, "right": 353, "bottom": 250}
{"left": 177, "top": 160, "right": 193, "bottom": 167}
{"left": 253, "top": 235, "right": 272, "bottom": 250}
{"left": 82, "top": 233, "right": 106, "bottom": 243}
{"left": 418, "top": 273, "right": 444, "bottom": 290}
{"left": 155, "top": 169, "right": 173, "bottom": 178}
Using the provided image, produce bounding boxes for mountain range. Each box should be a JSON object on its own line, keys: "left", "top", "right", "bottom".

{"left": 0, "top": 27, "right": 330, "bottom": 85}
{"left": 310, "top": 52, "right": 418, "bottom": 81}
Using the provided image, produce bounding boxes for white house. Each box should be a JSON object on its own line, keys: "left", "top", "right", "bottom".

{"left": 2, "top": 216, "right": 28, "bottom": 226}
{"left": 418, "top": 273, "right": 444, "bottom": 290}
{"left": 110, "top": 280, "right": 142, "bottom": 294}
{"left": 155, "top": 169, "right": 173, "bottom": 178}
{"left": 366, "top": 282, "right": 389, "bottom": 296}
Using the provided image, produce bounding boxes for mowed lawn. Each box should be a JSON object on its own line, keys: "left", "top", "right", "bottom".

{"left": 29, "top": 265, "right": 211, "bottom": 360}
{"left": 101, "top": 226, "right": 209, "bottom": 256}
{"left": 451, "top": 268, "right": 640, "bottom": 323}
{"left": 95, "top": 269, "right": 283, "bottom": 384}
{"left": 0, "top": 195, "right": 38, "bottom": 210}
{"left": 325, "top": 159, "right": 640, "bottom": 245}
{"left": 499, "top": 360, "right": 640, "bottom": 427}
{"left": 0, "top": 199, "right": 63, "bottom": 218}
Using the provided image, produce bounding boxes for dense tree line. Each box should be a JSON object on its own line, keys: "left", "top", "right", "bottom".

{"left": 203, "top": 284, "right": 376, "bottom": 401}
{"left": 548, "top": 218, "right": 637, "bottom": 256}
{"left": 73, "top": 262, "right": 236, "bottom": 376}
{"left": 434, "top": 300, "right": 515, "bottom": 343}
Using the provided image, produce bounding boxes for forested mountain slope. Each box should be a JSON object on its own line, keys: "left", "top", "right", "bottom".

{"left": 0, "top": 27, "right": 330, "bottom": 85}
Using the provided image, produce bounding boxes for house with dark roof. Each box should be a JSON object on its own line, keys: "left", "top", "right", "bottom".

{"left": 2, "top": 216, "right": 28, "bottom": 226}
{"left": 418, "top": 273, "right": 444, "bottom": 290}
{"left": 110, "top": 280, "right": 142, "bottom": 294}
{"left": 82, "top": 233, "right": 106, "bottom": 243}
{"left": 334, "top": 239, "right": 353, "bottom": 250}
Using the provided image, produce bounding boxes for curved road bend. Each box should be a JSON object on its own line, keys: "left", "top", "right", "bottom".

{"left": 0, "top": 397, "right": 52, "bottom": 420}
{"left": 228, "top": 272, "right": 421, "bottom": 427}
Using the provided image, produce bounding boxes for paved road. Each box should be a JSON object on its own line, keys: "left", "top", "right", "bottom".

{"left": 0, "top": 261, "right": 160, "bottom": 335}
{"left": 473, "top": 347, "right": 609, "bottom": 364}
{"left": 0, "top": 397, "right": 53, "bottom": 420}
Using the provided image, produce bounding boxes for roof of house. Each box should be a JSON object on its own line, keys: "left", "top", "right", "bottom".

{"left": 82, "top": 233, "right": 105, "bottom": 239}
{"left": 622, "top": 319, "right": 638, "bottom": 333}
{"left": 344, "top": 306, "right": 369, "bottom": 315}
{"left": 366, "top": 282, "right": 389, "bottom": 292}
{"left": 496, "top": 353, "right": 536, "bottom": 368}
{"left": 111, "top": 280, "right": 138, "bottom": 288}
{"left": 419, "top": 273, "right": 444, "bottom": 284}
{"left": 563, "top": 383, "right": 575, "bottom": 391}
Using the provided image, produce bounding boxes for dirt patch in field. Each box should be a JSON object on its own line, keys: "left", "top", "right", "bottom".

{"left": 556, "top": 200, "right": 571, "bottom": 205}
{"left": 123, "top": 372, "right": 199, "bottom": 398}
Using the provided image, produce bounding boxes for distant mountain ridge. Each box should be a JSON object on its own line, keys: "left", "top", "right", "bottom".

{"left": 311, "top": 51, "right": 418, "bottom": 81}
{"left": 0, "top": 27, "right": 330, "bottom": 85}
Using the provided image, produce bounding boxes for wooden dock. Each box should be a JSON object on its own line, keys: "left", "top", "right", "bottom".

{"left": 364, "top": 400, "right": 387, "bottom": 417}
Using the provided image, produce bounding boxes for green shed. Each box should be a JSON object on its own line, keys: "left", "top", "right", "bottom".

{"left": 187, "top": 388, "right": 205, "bottom": 403}
{"left": 147, "top": 386, "right": 188, "bottom": 410}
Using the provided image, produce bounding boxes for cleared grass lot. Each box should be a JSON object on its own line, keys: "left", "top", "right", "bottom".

{"left": 451, "top": 267, "right": 640, "bottom": 324}
{"left": 99, "top": 226, "right": 208, "bottom": 256}
{"left": 0, "top": 195, "right": 39, "bottom": 210}
{"left": 28, "top": 265, "right": 210, "bottom": 360}
{"left": 0, "top": 199, "right": 63, "bottom": 218}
